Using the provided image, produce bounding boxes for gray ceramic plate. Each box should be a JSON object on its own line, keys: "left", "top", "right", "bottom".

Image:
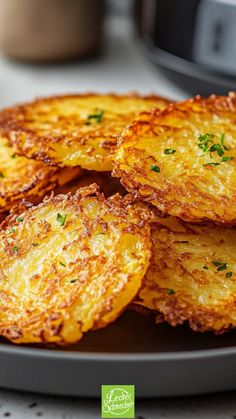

{"left": 0, "top": 310, "right": 235, "bottom": 397}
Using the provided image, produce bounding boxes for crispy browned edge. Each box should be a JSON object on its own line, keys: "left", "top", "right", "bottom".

{"left": 0, "top": 164, "right": 82, "bottom": 214}
{"left": 53, "top": 170, "right": 127, "bottom": 198}
{"left": 0, "top": 166, "right": 57, "bottom": 212}
{"left": 134, "top": 281, "right": 236, "bottom": 334}
{"left": 142, "top": 92, "right": 236, "bottom": 121}
{"left": 0, "top": 92, "right": 172, "bottom": 168}
{"left": 0, "top": 182, "right": 152, "bottom": 226}
{"left": 113, "top": 92, "right": 236, "bottom": 225}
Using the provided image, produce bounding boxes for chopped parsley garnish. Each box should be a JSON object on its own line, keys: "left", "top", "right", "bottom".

{"left": 11, "top": 153, "right": 17, "bottom": 158}
{"left": 220, "top": 132, "right": 228, "bottom": 150}
{"left": 221, "top": 156, "right": 233, "bottom": 162}
{"left": 59, "top": 261, "right": 66, "bottom": 267}
{"left": 150, "top": 165, "right": 160, "bottom": 173}
{"left": 198, "top": 132, "right": 215, "bottom": 153}
{"left": 212, "top": 261, "right": 227, "bottom": 271}
{"left": 209, "top": 143, "right": 224, "bottom": 157}
{"left": 226, "top": 271, "right": 233, "bottom": 278}
{"left": 203, "top": 162, "right": 220, "bottom": 167}
{"left": 167, "top": 288, "right": 175, "bottom": 295}
{"left": 32, "top": 243, "right": 39, "bottom": 247}
{"left": 212, "top": 261, "right": 225, "bottom": 267}
{"left": 13, "top": 245, "right": 19, "bottom": 252}
{"left": 87, "top": 109, "right": 104, "bottom": 123}
{"left": 203, "top": 265, "right": 209, "bottom": 270}
{"left": 164, "top": 148, "right": 176, "bottom": 155}
{"left": 6, "top": 227, "right": 16, "bottom": 234}
{"left": 70, "top": 279, "right": 78, "bottom": 283}
{"left": 16, "top": 217, "right": 24, "bottom": 222}
{"left": 56, "top": 213, "right": 67, "bottom": 227}
{"left": 0, "top": 172, "right": 5, "bottom": 178}
{"left": 198, "top": 132, "right": 233, "bottom": 166}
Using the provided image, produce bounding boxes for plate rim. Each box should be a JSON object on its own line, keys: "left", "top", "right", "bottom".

{"left": 0, "top": 343, "right": 235, "bottom": 362}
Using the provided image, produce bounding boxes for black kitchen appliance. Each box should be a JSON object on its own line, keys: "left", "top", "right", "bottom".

{"left": 137, "top": 0, "right": 236, "bottom": 94}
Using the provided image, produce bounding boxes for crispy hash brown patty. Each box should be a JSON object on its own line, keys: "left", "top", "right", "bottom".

{"left": 0, "top": 135, "right": 81, "bottom": 212}
{"left": 0, "top": 93, "right": 171, "bottom": 172}
{"left": 0, "top": 184, "right": 152, "bottom": 344}
{"left": 135, "top": 216, "right": 236, "bottom": 333}
{"left": 114, "top": 93, "right": 236, "bottom": 224}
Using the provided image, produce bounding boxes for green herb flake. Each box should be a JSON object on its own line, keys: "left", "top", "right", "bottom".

{"left": 6, "top": 227, "right": 16, "bottom": 234}
{"left": 203, "top": 265, "right": 209, "bottom": 270}
{"left": 220, "top": 132, "right": 228, "bottom": 150}
{"left": 11, "top": 153, "right": 17, "bottom": 158}
{"left": 203, "top": 162, "right": 220, "bottom": 167}
{"left": 212, "top": 261, "right": 223, "bottom": 267}
{"left": 167, "top": 288, "right": 175, "bottom": 295}
{"left": 56, "top": 213, "right": 67, "bottom": 227}
{"left": 16, "top": 217, "right": 24, "bottom": 222}
{"left": 221, "top": 156, "right": 233, "bottom": 162}
{"left": 212, "top": 261, "right": 228, "bottom": 271}
{"left": 87, "top": 109, "right": 104, "bottom": 123}
{"left": 150, "top": 165, "right": 160, "bottom": 173}
{"left": 70, "top": 279, "right": 78, "bottom": 283}
{"left": 198, "top": 132, "right": 215, "bottom": 153}
{"left": 198, "top": 132, "right": 233, "bottom": 166}
{"left": 0, "top": 172, "right": 5, "bottom": 178}
{"left": 226, "top": 271, "right": 233, "bottom": 278}
{"left": 59, "top": 261, "right": 66, "bottom": 267}
{"left": 209, "top": 143, "right": 224, "bottom": 157}
{"left": 12, "top": 245, "right": 19, "bottom": 252}
{"left": 164, "top": 148, "right": 176, "bottom": 155}
{"left": 32, "top": 243, "right": 39, "bottom": 247}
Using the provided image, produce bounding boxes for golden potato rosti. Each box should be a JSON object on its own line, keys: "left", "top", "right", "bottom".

{"left": 0, "top": 184, "right": 152, "bottom": 344}
{"left": 0, "top": 93, "right": 171, "bottom": 172}
{"left": 0, "top": 135, "right": 81, "bottom": 213}
{"left": 135, "top": 216, "right": 236, "bottom": 333}
{"left": 114, "top": 93, "right": 236, "bottom": 224}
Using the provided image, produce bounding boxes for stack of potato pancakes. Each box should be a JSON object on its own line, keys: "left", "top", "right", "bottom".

{"left": 0, "top": 92, "right": 235, "bottom": 345}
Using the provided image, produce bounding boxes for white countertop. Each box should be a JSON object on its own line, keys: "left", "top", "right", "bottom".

{"left": 0, "top": 16, "right": 235, "bottom": 419}
{"left": 0, "top": 388, "right": 235, "bottom": 419}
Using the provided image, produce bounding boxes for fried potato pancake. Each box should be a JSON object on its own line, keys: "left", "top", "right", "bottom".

{"left": 55, "top": 171, "right": 126, "bottom": 197}
{"left": 0, "top": 93, "right": 171, "bottom": 172}
{"left": 0, "top": 184, "right": 152, "bottom": 344}
{"left": 135, "top": 216, "right": 236, "bottom": 333}
{"left": 0, "top": 135, "right": 81, "bottom": 213}
{"left": 114, "top": 93, "right": 236, "bottom": 224}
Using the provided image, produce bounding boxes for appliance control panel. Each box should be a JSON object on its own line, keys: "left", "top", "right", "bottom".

{"left": 194, "top": 0, "right": 236, "bottom": 75}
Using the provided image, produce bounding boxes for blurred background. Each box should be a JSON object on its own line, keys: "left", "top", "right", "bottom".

{"left": 0, "top": 0, "right": 235, "bottom": 108}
